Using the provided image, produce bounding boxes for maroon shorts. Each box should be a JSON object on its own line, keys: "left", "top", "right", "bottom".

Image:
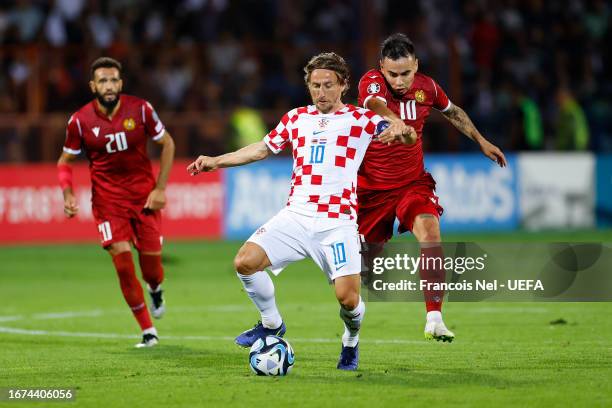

{"left": 357, "top": 172, "right": 443, "bottom": 243}
{"left": 92, "top": 202, "right": 162, "bottom": 252}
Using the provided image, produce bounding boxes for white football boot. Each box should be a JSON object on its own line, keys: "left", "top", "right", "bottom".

{"left": 424, "top": 312, "right": 455, "bottom": 343}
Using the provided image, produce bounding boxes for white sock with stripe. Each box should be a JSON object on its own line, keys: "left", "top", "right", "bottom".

{"left": 237, "top": 271, "right": 282, "bottom": 329}
{"left": 340, "top": 298, "right": 365, "bottom": 347}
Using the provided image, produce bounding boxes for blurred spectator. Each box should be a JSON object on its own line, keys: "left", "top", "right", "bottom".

{"left": 0, "top": 0, "right": 609, "bottom": 162}
{"left": 229, "top": 107, "right": 267, "bottom": 149}
{"left": 509, "top": 83, "right": 544, "bottom": 150}
{"left": 555, "top": 87, "right": 590, "bottom": 150}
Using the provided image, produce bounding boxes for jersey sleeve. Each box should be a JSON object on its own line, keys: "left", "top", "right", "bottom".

{"left": 142, "top": 101, "right": 166, "bottom": 141}
{"left": 63, "top": 115, "right": 82, "bottom": 155}
{"left": 431, "top": 78, "right": 452, "bottom": 112}
{"left": 263, "top": 111, "right": 293, "bottom": 154}
{"left": 358, "top": 71, "right": 389, "bottom": 109}
{"left": 360, "top": 110, "right": 387, "bottom": 141}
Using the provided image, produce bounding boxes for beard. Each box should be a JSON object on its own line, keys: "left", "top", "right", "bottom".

{"left": 95, "top": 91, "right": 120, "bottom": 110}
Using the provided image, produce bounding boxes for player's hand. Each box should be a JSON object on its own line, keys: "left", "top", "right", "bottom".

{"left": 144, "top": 188, "right": 166, "bottom": 210}
{"left": 480, "top": 140, "right": 507, "bottom": 167}
{"left": 63, "top": 192, "right": 79, "bottom": 218}
{"left": 187, "top": 156, "right": 218, "bottom": 176}
{"left": 377, "top": 117, "right": 417, "bottom": 145}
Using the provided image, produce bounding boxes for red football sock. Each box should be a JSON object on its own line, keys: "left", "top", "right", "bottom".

{"left": 420, "top": 245, "right": 445, "bottom": 312}
{"left": 138, "top": 253, "right": 164, "bottom": 291}
{"left": 112, "top": 252, "right": 153, "bottom": 331}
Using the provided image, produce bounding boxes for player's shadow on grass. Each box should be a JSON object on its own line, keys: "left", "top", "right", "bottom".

{"left": 298, "top": 366, "right": 538, "bottom": 389}
{"left": 118, "top": 344, "right": 250, "bottom": 370}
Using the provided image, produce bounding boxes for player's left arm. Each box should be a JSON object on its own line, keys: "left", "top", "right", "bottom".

{"left": 441, "top": 104, "right": 507, "bottom": 167}
{"left": 145, "top": 131, "right": 175, "bottom": 210}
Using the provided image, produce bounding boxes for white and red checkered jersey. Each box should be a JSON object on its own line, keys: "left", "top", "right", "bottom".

{"left": 263, "top": 104, "right": 384, "bottom": 221}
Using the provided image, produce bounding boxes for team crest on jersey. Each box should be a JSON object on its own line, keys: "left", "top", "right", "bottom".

{"left": 318, "top": 117, "right": 329, "bottom": 129}
{"left": 414, "top": 90, "right": 426, "bottom": 103}
{"left": 92, "top": 127, "right": 100, "bottom": 137}
{"left": 123, "top": 118, "right": 136, "bottom": 131}
{"left": 367, "top": 83, "right": 381, "bottom": 94}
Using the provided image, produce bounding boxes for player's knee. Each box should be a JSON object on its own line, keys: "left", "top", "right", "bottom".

{"left": 422, "top": 230, "right": 440, "bottom": 242}
{"left": 415, "top": 217, "right": 441, "bottom": 243}
{"left": 336, "top": 288, "right": 360, "bottom": 310}
{"left": 233, "top": 250, "right": 260, "bottom": 275}
{"left": 106, "top": 241, "right": 131, "bottom": 257}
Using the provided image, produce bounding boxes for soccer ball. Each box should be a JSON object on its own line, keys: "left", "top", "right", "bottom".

{"left": 249, "top": 335, "right": 295, "bottom": 376}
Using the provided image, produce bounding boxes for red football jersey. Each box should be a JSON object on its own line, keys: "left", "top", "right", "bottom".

{"left": 357, "top": 70, "right": 452, "bottom": 190}
{"left": 63, "top": 94, "right": 165, "bottom": 207}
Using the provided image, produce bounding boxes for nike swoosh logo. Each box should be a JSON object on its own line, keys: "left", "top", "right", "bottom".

{"left": 313, "top": 130, "right": 326, "bottom": 135}
{"left": 336, "top": 264, "right": 346, "bottom": 271}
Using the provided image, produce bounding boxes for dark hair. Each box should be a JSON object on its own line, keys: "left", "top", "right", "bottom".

{"left": 380, "top": 33, "right": 416, "bottom": 60}
{"left": 303, "top": 52, "right": 350, "bottom": 95}
{"left": 90, "top": 57, "right": 122, "bottom": 79}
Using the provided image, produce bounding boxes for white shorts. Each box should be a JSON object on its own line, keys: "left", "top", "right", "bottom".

{"left": 247, "top": 208, "right": 362, "bottom": 281}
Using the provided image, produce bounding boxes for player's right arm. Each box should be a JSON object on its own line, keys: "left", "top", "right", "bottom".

{"left": 187, "top": 141, "right": 271, "bottom": 175}
{"left": 366, "top": 98, "right": 416, "bottom": 145}
{"left": 359, "top": 72, "right": 417, "bottom": 145}
{"left": 57, "top": 151, "right": 79, "bottom": 218}
{"left": 57, "top": 115, "right": 82, "bottom": 218}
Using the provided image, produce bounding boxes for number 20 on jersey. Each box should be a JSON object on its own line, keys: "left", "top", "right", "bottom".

{"left": 105, "top": 132, "right": 128, "bottom": 153}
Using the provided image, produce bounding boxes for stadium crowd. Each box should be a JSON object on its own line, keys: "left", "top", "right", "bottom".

{"left": 0, "top": 0, "right": 610, "bottom": 161}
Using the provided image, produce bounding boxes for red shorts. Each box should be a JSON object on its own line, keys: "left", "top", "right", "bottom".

{"left": 92, "top": 202, "right": 162, "bottom": 252}
{"left": 357, "top": 172, "right": 443, "bottom": 243}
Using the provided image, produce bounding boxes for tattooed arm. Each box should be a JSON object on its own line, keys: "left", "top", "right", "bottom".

{"left": 442, "top": 104, "right": 507, "bottom": 167}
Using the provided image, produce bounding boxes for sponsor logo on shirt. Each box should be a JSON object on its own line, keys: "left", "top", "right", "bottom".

{"left": 367, "top": 82, "right": 381, "bottom": 94}
{"left": 123, "top": 118, "right": 136, "bottom": 131}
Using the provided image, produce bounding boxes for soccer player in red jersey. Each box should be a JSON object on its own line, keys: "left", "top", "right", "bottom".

{"left": 57, "top": 57, "right": 175, "bottom": 347}
{"left": 357, "top": 34, "right": 507, "bottom": 342}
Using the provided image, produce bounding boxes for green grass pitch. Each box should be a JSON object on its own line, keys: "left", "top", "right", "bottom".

{"left": 1, "top": 230, "right": 611, "bottom": 407}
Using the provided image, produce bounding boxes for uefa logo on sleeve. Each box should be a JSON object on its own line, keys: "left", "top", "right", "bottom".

{"left": 367, "top": 83, "right": 380, "bottom": 94}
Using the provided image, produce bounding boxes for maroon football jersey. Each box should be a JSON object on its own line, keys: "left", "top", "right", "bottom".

{"left": 63, "top": 94, "right": 165, "bottom": 207}
{"left": 357, "top": 70, "right": 451, "bottom": 190}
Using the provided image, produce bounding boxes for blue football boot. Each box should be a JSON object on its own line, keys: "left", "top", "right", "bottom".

{"left": 337, "top": 343, "right": 359, "bottom": 370}
{"left": 235, "top": 321, "right": 286, "bottom": 348}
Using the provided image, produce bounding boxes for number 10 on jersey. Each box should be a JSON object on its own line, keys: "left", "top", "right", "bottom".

{"left": 399, "top": 100, "right": 417, "bottom": 120}
{"left": 309, "top": 145, "right": 325, "bottom": 164}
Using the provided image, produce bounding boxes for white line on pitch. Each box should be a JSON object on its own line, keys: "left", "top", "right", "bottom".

{"left": 32, "top": 310, "right": 104, "bottom": 320}
{"left": 0, "top": 315, "right": 22, "bottom": 322}
{"left": 0, "top": 326, "right": 425, "bottom": 345}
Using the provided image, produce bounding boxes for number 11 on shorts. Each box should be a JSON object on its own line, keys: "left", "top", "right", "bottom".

{"left": 332, "top": 242, "right": 346, "bottom": 266}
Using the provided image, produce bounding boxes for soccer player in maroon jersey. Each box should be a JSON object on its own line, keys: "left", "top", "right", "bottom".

{"left": 357, "top": 33, "right": 507, "bottom": 342}
{"left": 57, "top": 57, "right": 175, "bottom": 347}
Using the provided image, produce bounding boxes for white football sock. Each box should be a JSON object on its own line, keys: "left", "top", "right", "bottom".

{"left": 340, "top": 298, "right": 365, "bottom": 347}
{"left": 426, "top": 310, "right": 442, "bottom": 323}
{"left": 237, "top": 271, "right": 282, "bottom": 329}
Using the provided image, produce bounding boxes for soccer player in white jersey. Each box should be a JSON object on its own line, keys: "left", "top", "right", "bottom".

{"left": 188, "top": 52, "right": 409, "bottom": 370}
